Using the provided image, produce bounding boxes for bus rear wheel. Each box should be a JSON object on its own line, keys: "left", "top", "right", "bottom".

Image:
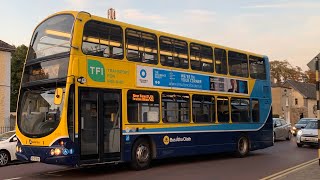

{"left": 130, "top": 138, "right": 151, "bottom": 170}
{"left": 235, "top": 136, "right": 250, "bottom": 158}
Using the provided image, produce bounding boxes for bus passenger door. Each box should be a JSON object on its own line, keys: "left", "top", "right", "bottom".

{"left": 79, "top": 89, "right": 99, "bottom": 161}
{"left": 101, "top": 90, "right": 121, "bottom": 161}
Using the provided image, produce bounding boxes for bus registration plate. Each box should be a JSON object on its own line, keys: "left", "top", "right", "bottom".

{"left": 30, "top": 156, "right": 40, "bottom": 162}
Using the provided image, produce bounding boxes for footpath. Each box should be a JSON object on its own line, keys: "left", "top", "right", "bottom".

{"left": 261, "top": 159, "right": 319, "bottom": 180}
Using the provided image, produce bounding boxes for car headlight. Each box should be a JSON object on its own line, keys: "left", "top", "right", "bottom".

{"left": 293, "top": 127, "right": 297, "bottom": 130}
{"left": 297, "top": 130, "right": 303, "bottom": 136}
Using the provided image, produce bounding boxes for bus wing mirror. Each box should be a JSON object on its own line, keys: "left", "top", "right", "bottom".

{"left": 54, "top": 88, "right": 63, "bottom": 105}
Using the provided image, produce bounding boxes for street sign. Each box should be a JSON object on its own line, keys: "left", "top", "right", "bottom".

{"left": 307, "top": 53, "right": 320, "bottom": 71}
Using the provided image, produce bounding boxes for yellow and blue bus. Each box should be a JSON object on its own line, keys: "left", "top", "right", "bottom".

{"left": 16, "top": 11, "right": 273, "bottom": 169}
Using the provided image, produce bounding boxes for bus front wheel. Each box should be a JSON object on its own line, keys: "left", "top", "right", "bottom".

{"left": 130, "top": 138, "right": 151, "bottom": 170}
{"left": 235, "top": 136, "right": 250, "bottom": 158}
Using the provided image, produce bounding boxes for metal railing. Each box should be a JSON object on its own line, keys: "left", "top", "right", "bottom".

{"left": 0, "top": 126, "right": 15, "bottom": 134}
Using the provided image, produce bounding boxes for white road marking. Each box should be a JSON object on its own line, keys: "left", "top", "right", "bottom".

{"left": 3, "top": 177, "right": 22, "bottom": 180}
{"left": 260, "top": 158, "right": 318, "bottom": 180}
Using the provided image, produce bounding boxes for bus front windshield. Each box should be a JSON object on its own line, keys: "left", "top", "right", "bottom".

{"left": 19, "top": 88, "right": 65, "bottom": 137}
{"left": 27, "top": 14, "right": 74, "bottom": 60}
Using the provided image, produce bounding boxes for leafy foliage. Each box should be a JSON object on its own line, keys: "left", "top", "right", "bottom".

{"left": 270, "top": 60, "right": 310, "bottom": 84}
{"left": 10, "top": 45, "right": 27, "bottom": 112}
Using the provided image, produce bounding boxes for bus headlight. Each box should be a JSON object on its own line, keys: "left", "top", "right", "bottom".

{"left": 16, "top": 146, "right": 22, "bottom": 153}
{"left": 292, "top": 127, "right": 297, "bottom": 130}
{"left": 54, "top": 148, "right": 61, "bottom": 156}
{"left": 50, "top": 149, "right": 55, "bottom": 156}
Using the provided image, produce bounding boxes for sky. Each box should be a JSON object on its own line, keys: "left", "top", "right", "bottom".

{"left": 1, "top": 0, "right": 320, "bottom": 70}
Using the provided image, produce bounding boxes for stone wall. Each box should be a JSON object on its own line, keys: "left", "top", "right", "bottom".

{"left": 0, "top": 51, "right": 11, "bottom": 127}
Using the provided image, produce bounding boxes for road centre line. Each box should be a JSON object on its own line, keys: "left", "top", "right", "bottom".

{"left": 260, "top": 158, "right": 318, "bottom": 180}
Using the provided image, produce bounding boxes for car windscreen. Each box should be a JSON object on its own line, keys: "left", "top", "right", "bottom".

{"left": 305, "top": 121, "right": 317, "bottom": 129}
{"left": 297, "top": 119, "right": 311, "bottom": 124}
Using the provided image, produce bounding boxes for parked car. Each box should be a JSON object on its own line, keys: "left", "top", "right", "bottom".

{"left": 273, "top": 118, "right": 292, "bottom": 142}
{"left": 297, "top": 120, "right": 318, "bottom": 147}
{"left": 0, "top": 131, "right": 17, "bottom": 166}
{"left": 292, "top": 118, "right": 316, "bottom": 136}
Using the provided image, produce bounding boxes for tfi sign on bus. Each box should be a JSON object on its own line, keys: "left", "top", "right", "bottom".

{"left": 88, "top": 59, "right": 105, "bottom": 82}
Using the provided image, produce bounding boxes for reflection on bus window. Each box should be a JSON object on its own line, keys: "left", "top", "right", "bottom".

{"left": 249, "top": 56, "right": 266, "bottom": 80}
{"left": 162, "top": 93, "right": 190, "bottom": 123}
{"left": 82, "top": 21, "right": 123, "bottom": 59}
{"left": 127, "top": 90, "right": 159, "bottom": 123}
{"left": 214, "top": 48, "right": 227, "bottom": 75}
{"left": 217, "top": 97, "right": 229, "bottom": 123}
{"left": 160, "top": 37, "right": 189, "bottom": 69}
{"left": 190, "top": 43, "right": 213, "bottom": 72}
{"left": 126, "top": 29, "right": 158, "bottom": 64}
{"left": 228, "top": 51, "right": 248, "bottom": 78}
{"left": 231, "top": 98, "right": 250, "bottom": 123}
{"left": 192, "top": 95, "right": 215, "bottom": 123}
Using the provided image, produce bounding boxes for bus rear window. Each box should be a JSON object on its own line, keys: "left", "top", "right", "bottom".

{"left": 27, "top": 14, "right": 74, "bottom": 60}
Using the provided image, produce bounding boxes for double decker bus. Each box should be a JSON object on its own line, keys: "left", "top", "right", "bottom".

{"left": 16, "top": 11, "right": 273, "bottom": 169}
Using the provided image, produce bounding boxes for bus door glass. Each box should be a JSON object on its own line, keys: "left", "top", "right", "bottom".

{"left": 79, "top": 89, "right": 99, "bottom": 160}
{"left": 101, "top": 90, "right": 121, "bottom": 160}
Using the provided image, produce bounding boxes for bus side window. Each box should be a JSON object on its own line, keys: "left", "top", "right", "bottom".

{"left": 160, "top": 36, "right": 189, "bottom": 69}
{"left": 127, "top": 90, "right": 160, "bottom": 123}
{"left": 82, "top": 21, "right": 124, "bottom": 59}
{"left": 228, "top": 51, "right": 248, "bottom": 78}
{"left": 249, "top": 56, "right": 266, "bottom": 80}
{"left": 126, "top": 29, "right": 158, "bottom": 64}
{"left": 252, "top": 100, "right": 260, "bottom": 122}
{"left": 190, "top": 43, "right": 214, "bottom": 73}
{"left": 162, "top": 93, "right": 190, "bottom": 123}
{"left": 217, "top": 97, "right": 229, "bottom": 123}
{"left": 214, "top": 48, "right": 227, "bottom": 75}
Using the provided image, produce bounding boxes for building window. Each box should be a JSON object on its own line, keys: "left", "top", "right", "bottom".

{"left": 192, "top": 95, "right": 215, "bottom": 123}
{"left": 162, "top": 93, "right": 190, "bottom": 123}
{"left": 295, "top": 98, "right": 298, "bottom": 105}
{"left": 127, "top": 90, "right": 159, "bottom": 123}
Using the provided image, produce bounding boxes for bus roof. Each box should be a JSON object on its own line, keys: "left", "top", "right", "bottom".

{"left": 47, "top": 11, "right": 266, "bottom": 58}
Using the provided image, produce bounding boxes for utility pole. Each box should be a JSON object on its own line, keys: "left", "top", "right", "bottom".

{"left": 316, "top": 57, "right": 320, "bottom": 166}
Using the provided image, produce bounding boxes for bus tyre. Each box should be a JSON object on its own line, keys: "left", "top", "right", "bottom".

{"left": 235, "top": 136, "right": 250, "bottom": 158}
{"left": 0, "top": 150, "right": 10, "bottom": 166}
{"left": 130, "top": 138, "right": 151, "bottom": 170}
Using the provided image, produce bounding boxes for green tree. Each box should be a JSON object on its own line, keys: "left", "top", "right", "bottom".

{"left": 10, "top": 45, "right": 27, "bottom": 112}
{"left": 270, "top": 60, "right": 305, "bottom": 84}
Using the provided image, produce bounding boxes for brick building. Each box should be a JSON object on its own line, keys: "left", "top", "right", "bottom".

{"left": 0, "top": 40, "right": 15, "bottom": 127}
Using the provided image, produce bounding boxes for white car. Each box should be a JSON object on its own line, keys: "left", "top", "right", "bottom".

{"left": 296, "top": 120, "right": 318, "bottom": 147}
{"left": 0, "top": 131, "right": 17, "bottom": 166}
